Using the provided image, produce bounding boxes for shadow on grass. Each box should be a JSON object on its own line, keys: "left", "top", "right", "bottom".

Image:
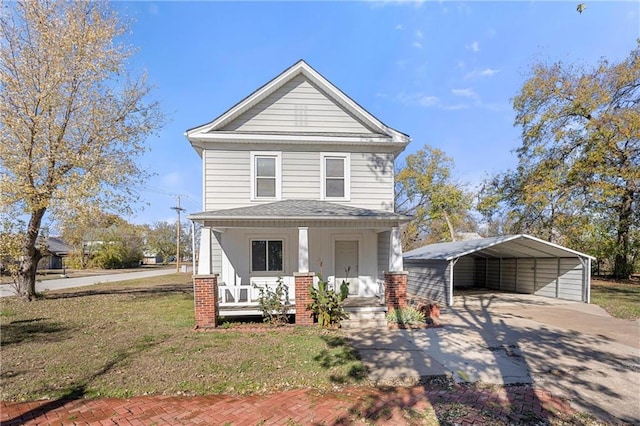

{"left": 313, "top": 334, "right": 367, "bottom": 384}
{"left": 2, "top": 337, "right": 160, "bottom": 426}
{"left": 1, "top": 317, "right": 72, "bottom": 346}
{"left": 592, "top": 285, "right": 640, "bottom": 296}
{"left": 43, "top": 283, "right": 193, "bottom": 300}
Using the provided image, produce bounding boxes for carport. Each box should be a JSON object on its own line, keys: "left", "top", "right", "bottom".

{"left": 403, "top": 234, "right": 595, "bottom": 306}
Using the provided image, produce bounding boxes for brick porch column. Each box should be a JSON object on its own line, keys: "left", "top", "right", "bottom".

{"left": 384, "top": 271, "right": 408, "bottom": 312}
{"left": 294, "top": 272, "right": 315, "bottom": 325}
{"left": 193, "top": 274, "right": 219, "bottom": 328}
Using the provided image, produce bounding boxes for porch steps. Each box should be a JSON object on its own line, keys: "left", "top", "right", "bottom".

{"left": 342, "top": 297, "right": 388, "bottom": 329}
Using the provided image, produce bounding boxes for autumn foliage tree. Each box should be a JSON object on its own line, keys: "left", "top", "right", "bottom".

{"left": 479, "top": 42, "right": 639, "bottom": 278}
{"left": 0, "top": 1, "right": 163, "bottom": 299}
{"left": 396, "top": 145, "right": 474, "bottom": 250}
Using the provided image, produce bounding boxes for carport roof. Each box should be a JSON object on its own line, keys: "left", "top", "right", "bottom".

{"left": 403, "top": 234, "right": 595, "bottom": 261}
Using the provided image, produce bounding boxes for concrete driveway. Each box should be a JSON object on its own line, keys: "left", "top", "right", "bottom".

{"left": 348, "top": 294, "right": 640, "bottom": 424}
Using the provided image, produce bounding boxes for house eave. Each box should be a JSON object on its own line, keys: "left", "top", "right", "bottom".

{"left": 188, "top": 133, "right": 410, "bottom": 155}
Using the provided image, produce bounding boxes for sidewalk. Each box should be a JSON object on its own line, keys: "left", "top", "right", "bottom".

{"left": 1, "top": 384, "right": 576, "bottom": 426}
{"left": 0, "top": 268, "right": 179, "bottom": 298}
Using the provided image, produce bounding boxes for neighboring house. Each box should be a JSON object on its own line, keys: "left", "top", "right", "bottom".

{"left": 142, "top": 252, "right": 163, "bottom": 265}
{"left": 38, "top": 237, "right": 72, "bottom": 270}
{"left": 186, "top": 60, "right": 412, "bottom": 326}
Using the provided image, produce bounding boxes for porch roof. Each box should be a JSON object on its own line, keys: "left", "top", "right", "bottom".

{"left": 188, "top": 199, "right": 411, "bottom": 227}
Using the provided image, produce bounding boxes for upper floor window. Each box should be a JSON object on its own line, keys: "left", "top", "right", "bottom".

{"left": 321, "top": 153, "right": 350, "bottom": 200}
{"left": 251, "top": 152, "right": 281, "bottom": 200}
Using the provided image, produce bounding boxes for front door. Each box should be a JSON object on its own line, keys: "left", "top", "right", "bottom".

{"left": 335, "top": 240, "right": 359, "bottom": 295}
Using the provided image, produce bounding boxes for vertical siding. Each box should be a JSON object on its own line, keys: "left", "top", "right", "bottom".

{"left": 282, "top": 151, "right": 320, "bottom": 199}
{"left": 406, "top": 260, "right": 449, "bottom": 306}
{"left": 453, "top": 257, "right": 475, "bottom": 288}
{"left": 486, "top": 259, "right": 501, "bottom": 290}
{"left": 558, "top": 258, "right": 584, "bottom": 301}
{"left": 204, "top": 150, "right": 250, "bottom": 210}
{"left": 221, "top": 75, "right": 375, "bottom": 134}
{"left": 501, "top": 259, "right": 517, "bottom": 292}
{"left": 535, "top": 258, "right": 558, "bottom": 298}
{"left": 350, "top": 152, "right": 395, "bottom": 211}
{"left": 517, "top": 258, "right": 535, "bottom": 294}
{"left": 377, "top": 231, "right": 390, "bottom": 279}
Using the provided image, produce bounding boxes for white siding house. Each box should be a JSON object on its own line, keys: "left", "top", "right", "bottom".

{"left": 187, "top": 60, "right": 411, "bottom": 316}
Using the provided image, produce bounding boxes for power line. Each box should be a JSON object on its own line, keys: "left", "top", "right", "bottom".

{"left": 171, "top": 195, "right": 186, "bottom": 273}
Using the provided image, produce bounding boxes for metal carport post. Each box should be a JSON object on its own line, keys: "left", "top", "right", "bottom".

{"left": 448, "top": 257, "right": 459, "bottom": 306}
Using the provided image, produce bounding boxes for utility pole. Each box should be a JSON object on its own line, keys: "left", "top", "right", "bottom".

{"left": 171, "top": 195, "right": 186, "bottom": 273}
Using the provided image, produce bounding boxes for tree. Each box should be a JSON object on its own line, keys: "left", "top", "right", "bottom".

{"left": 0, "top": 1, "right": 163, "bottom": 299}
{"left": 480, "top": 42, "right": 639, "bottom": 278}
{"left": 89, "top": 221, "right": 145, "bottom": 269}
{"left": 395, "top": 145, "right": 474, "bottom": 250}
{"left": 145, "top": 221, "right": 177, "bottom": 264}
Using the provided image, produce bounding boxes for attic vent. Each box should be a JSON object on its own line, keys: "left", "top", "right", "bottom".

{"left": 294, "top": 104, "right": 307, "bottom": 127}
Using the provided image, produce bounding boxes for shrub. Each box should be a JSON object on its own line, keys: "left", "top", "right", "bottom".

{"left": 307, "top": 275, "right": 349, "bottom": 328}
{"left": 254, "top": 276, "right": 290, "bottom": 326}
{"left": 386, "top": 307, "right": 426, "bottom": 325}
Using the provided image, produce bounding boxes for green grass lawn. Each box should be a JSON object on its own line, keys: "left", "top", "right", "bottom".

{"left": 590, "top": 279, "right": 640, "bottom": 320}
{"left": 0, "top": 274, "right": 367, "bottom": 401}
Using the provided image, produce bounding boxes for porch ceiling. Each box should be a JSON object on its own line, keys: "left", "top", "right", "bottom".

{"left": 188, "top": 199, "right": 411, "bottom": 228}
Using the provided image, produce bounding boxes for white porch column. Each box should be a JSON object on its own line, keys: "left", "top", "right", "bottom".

{"left": 389, "top": 226, "right": 403, "bottom": 272}
{"left": 298, "top": 226, "right": 309, "bottom": 273}
{"left": 197, "top": 227, "right": 212, "bottom": 275}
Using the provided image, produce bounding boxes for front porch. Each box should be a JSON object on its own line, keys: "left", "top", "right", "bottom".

{"left": 189, "top": 200, "right": 411, "bottom": 328}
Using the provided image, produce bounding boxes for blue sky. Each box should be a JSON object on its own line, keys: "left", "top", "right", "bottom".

{"left": 114, "top": 1, "right": 639, "bottom": 225}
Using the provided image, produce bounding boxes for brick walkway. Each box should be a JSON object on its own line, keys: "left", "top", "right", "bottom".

{"left": 1, "top": 385, "right": 576, "bottom": 425}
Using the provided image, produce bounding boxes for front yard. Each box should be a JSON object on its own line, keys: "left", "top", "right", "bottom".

{"left": 0, "top": 274, "right": 366, "bottom": 401}
{"left": 590, "top": 278, "right": 640, "bottom": 320}
{"left": 1, "top": 273, "right": 630, "bottom": 425}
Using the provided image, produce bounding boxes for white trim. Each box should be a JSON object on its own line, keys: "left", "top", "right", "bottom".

{"left": 321, "top": 153, "right": 350, "bottom": 201}
{"left": 389, "top": 226, "right": 403, "bottom": 272}
{"left": 202, "top": 153, "right": 207, "bottom": 210}
{"left": 250, "top": 151, "right": 282, "bottom": 201}
{"left": 298, "top": 227, "right": 309, "bottom": 273}
{"left": 197, "top": 227, "right": 212, "bottom": 275}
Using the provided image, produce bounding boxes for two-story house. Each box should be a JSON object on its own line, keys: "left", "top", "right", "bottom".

{"left": 187, "top": 60, "right": 411, "bottom": 327}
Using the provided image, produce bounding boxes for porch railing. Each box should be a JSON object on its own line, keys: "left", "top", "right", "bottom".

{"left": 217, "top": 277, "right": 295, "bottom": 306}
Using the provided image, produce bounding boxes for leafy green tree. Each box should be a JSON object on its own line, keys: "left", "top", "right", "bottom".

{"left": 145, "top": 221, "right": 177, "bottom": 264}
{"left": 0, "top": 1, "right": 164, "bottom": 299}
{"left": 480, "top": 42, "right": 639, "bottom": 278}
{"left": 395, "top": 145, "right": 475, "bottom": 250}
{"left": 89, "top": 222, "right": 145, "bottom": 269}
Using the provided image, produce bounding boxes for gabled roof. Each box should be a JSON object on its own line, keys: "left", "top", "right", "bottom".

{"left": 185, "top": 60, "right": 410, "bottom": 152}
{"left": 403, "top": 234, "right": 595, "bottom": 261}
{"left": 189, "top": 199, "right": 411, "bottom": 223}
{"left": 45, "top": 237, "right": 72, "bottom": 256}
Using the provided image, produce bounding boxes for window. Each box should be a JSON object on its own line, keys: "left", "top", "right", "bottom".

{"left": 322, "top": 153, "right": 350, "bottom": 200}
{"left": 251, "top": 152, "right": 281, "bottom": 199}
{"left": 251, "top": 240, "right": 283, "bottom": 272}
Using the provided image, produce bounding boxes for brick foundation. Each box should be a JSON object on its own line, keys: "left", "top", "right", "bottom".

{"left": 193, "top": 274, "right": 219, "bottom": 328}
{"left": 294, "top": 272, "right": 315, "bottom": 326}
{"left": 384, "top": 271, "right": 408, "bottom": 312}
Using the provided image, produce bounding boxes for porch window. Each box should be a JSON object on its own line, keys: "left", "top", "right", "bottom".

{"left": 251, "top": 152, "right": 281, "bottom": 199}
{"left": 251, "top": 240, "right": 283, "bottom": 272}
{"left": 321, "top": 153, "right": 350, "bottom": 200}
